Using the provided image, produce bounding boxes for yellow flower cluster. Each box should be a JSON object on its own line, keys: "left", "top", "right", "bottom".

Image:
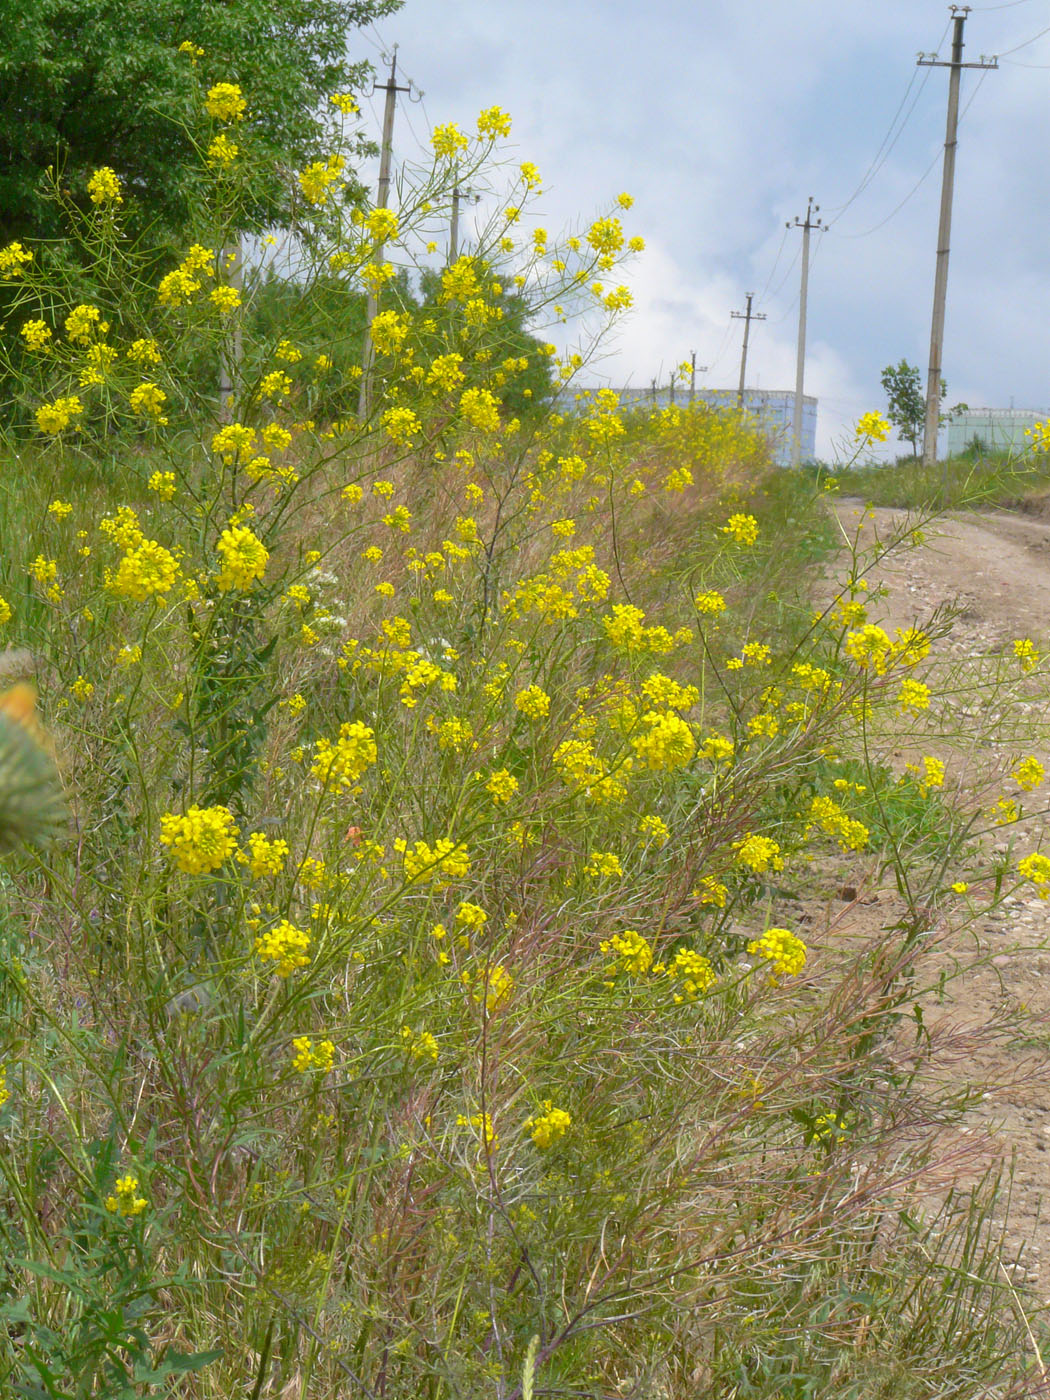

{"left": 585, "top": 850, "right": 623, "bottom": 879}
{"left": 602, "top": 604, "right": 676, "bottom": 656}
{"left": 524, "top": 1102, "right": 571, "bottom": 1148}
{"left": 856, "top": 411, "right": 891, "bottom": 442}
{"left": 109, "top": 539, "right": 180, "bottom": 602}
{"left": 553, "top": 738, "right": 630, "bottom": 805}
{"left": 1019, "top": 852, "right": 1050, "bottom": 898}
{"left": 366, "top": 208, "right": 399, "bottom": 242}
{"left": 477, "top": 106, "right": 512, "bottom": 138}
{"left": 128, "top": 338, "right": 161, "bottom": 367}
{"left": 158, "top": 244, "right": 215, "bottom": 307}
{"left": 664, "top": 947, "right": 716, "bottom": 1001}
{"left": 694, "top": 589, "right": 726, "bottom": 616}
{"left": 515, "top": 684, "right": 551, "bottom": 720}
{"left": 21, "top": 319, "right": 52, "bottom": 352}
{"left": 747, "top": 927, "right": 807, "bottom": 979}
{"left": 401, "top": 1025, "right": 439, "bottom": 1061}
{"left": 459, "top": 386, "right": 501, "bottom": 432}
{"left": 382, "top": 406, "right": 422, "bottom": 445}
{"left": 299, "top": 153, "right": 345, "bottom": 206}
{"left": 630, "top": 711, "right": 696, "bottom": 771}
{"left": 485, "top": 768, "right": 518, "bottom": 803}
{"left": 105, "top": 1173, "right": 147, "bottom": 1217}
{"left": 904, "top": 755, "right": 944, "bottom": 797}
{"left": 147, "top": 471, "right": 176, "bottom": 500}
{"left": 239, "top": 832, "right": 290, "bottom": 877}
{"left": 292, "top": 1036, "right": 335, "bottom": 1072}
{"left": 600, "top": 928, "right": 653, "bottom": 976}
{"left": 159, "top": 805, "right": 239, "bottom": 874}
{"left": 733, "top": 833, "right": 783, "bottom": 873}
{"left": 207, "top": 133, "right": 239, "bottom": 168}
{"left": 205, "top": 82, "right": 246, "bottom": 122}
{"left": 432, "top": 121, "right": 469, "bottom": 157}
{"left": 722, "top": 513, "right": 759, "bottom": 546}
{"left": 254, "top": 919, "right": 312, "bottom": 976}
{"left": 310, "top": 722, "right": 377, "bottom": 790}
{"left": 806, "top": 795, "right": 869, "bottom": 852}
{"left": 0, "top": 241, "right": 32, "bottom": 278}
{"left": 1014, "top": 637, "right": 1041, "bottom": 673}
{"left": 456, "top": 1110, "right": 498, "bottom": 1153}
{"left": 87, "top": 166, "right": 122, "bottom": 205}
{"left": 395, "top": 837, "right": 470, "bottom": 885}
{"left": 129, "top": 383, "right": 168, "bottom": 422}
{"left": 36, "top": 396, "right": 84, "bottom": 434}
{"left": 1013, "top": 756, "right": 1045, "bottom": 792}
{"left": 897, "top": 677, "right": 930, "bottom": 714}
{"left": 215, "top": 525, "right": 269, "bottom": 591}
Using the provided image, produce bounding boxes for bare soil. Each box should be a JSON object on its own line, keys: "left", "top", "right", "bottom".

{"left": 819, "top": 500, "right": 1050, "bottom": 1301}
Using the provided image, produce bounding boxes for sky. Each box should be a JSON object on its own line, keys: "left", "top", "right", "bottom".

{"left": 348, "top": 0, "right": 1050, "bottom": 460}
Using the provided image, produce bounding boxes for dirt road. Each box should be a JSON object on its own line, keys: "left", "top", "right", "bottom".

{"left": 830, "top": 499, "right": 1050, "bottom": 1300}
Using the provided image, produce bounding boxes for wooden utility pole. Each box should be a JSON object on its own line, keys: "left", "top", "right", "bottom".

{"left": 918, "top": 8, "right": 996, "bottom": 465}
{"left": 788, "top": 197, "right": 825, "bottom": 466}
{"left": 358, "top": 49, "right": 410, "bottom": 420}
{"left": 731, "top": 293, "right": 766, "bottom": 408}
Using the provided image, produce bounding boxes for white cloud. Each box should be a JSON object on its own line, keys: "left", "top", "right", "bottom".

{"left": 363, "top": 0, "right": 1050, "bottom": 459}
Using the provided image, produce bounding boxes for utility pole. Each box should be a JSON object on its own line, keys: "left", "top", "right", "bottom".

{"left": 689, "top": 351, "right": 708, "bottom": 404}
{"left": 450, "top": 181, "right": 463, "bottom": 262}
{"left": 788, "top": 197, "right": 825, "bottom": 466}
{"left": 358, "top": 48, "right": 410, "bottom": 420}
{"left": 918, "top": 8, "right": 996, "bottom": 465}
{"left": 731, "top": 293, "right": 766, "bottom": 408}
{"left": 218, "top": 235, "right": 243, "bottom": 423}
{"left": 449, "top": 173, "right": 479, "bottom": 262}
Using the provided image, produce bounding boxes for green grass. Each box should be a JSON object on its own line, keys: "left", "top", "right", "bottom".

{"left": 829, "top": 449, "right": 1050, "bottom": 512}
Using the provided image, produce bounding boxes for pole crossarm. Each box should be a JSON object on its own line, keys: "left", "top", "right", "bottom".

{"left": 731, "top": 293, "right": 767, "bottom": 407}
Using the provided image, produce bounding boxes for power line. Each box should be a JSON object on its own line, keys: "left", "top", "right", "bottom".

{"left": 971, "top": 0, "right": 1041, "bottom": 9}
{"left": 994, "top": 19, "right": 1050, "bottom": 53}
{"left": 824, "top": 17, "right": 952, "bottom": 224}
{"left": 835, "top": 68, "right": 991, "bottom": 240}
{"left": 767, "top": 242, "right": 801, "bottom": 302}
{"left": 755, "top": 226, "right": 790, "bottom": 303}
{"left": 704, "top": 317, "right": 737, "bottom": 376}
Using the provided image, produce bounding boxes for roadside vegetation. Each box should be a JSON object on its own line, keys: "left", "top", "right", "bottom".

{"left": 2, "top": 46, "right": 1050, "bottom": 1400}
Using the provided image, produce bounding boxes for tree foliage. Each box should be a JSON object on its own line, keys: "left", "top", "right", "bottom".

{"left": 0, "top": 0, "right": 402, "bottom": 243}
{"left": 880, "top": 359, "right": 967, "bottom": 458}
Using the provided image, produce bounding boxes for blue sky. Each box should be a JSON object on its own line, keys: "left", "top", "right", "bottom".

{"left": 350, "top": 0, "right": 1050, "bottom": 458}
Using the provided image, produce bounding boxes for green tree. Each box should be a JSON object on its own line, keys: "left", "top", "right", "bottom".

{"left": 880, "top": 360, "right": 930, "bottom": 458}
{"left": 880, "top": 359, "right": 967, "bottom": 458}
{"left": 0, "top": 0, "right": 402, "bottom": 244}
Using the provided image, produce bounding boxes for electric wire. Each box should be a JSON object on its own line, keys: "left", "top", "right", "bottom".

{"left": 704, "top": 317, "right": 738, "bottom": 377}
{"left": 995, "top": 19, "right": 1050, "bottom": 53}
{"left": 823, "top": 16, "right": 952, "bottom": 224}
{"left": 767, "top": 242, "right": 802, "bottom": 304}
{"left": 755, "top": 227, "right": 790, "bottom": 305}
{"left": 835, "top": 69, "right": 991, "bottom": 239}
